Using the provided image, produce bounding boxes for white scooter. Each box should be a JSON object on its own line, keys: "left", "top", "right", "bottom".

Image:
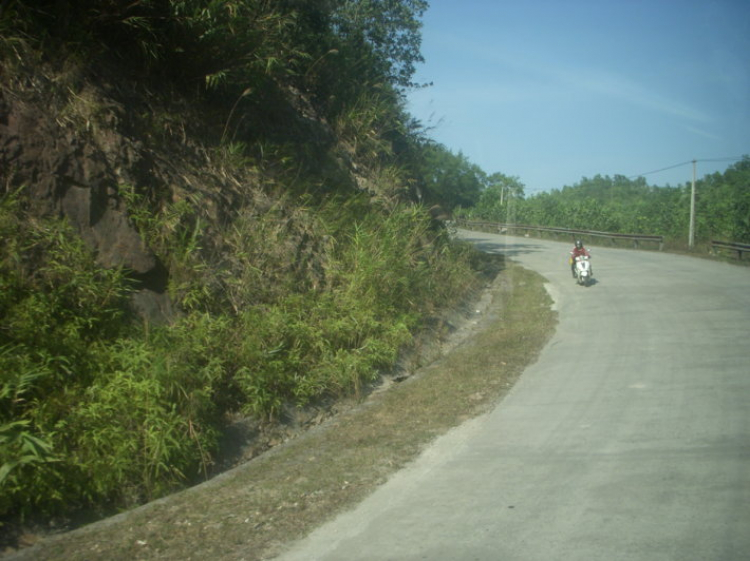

{"left": 573, "top": 255, "right": 592, "bottom": 286}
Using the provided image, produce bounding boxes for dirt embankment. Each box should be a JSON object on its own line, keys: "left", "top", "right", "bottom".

{"left": 1, "top": 52, "right": 558, "bottom": 561}
{"left": 0, "top": 58, "right": 356, "bottom": 324}
{"left": 3, "top": 257, "right": 557, "bottom": 561}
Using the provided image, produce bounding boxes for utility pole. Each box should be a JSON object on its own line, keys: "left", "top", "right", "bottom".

{"left": 688, "top": 159, "right": 696, "bottom": 249}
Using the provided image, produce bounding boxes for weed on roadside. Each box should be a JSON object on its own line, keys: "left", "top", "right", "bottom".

{"left": 8, "top": 259, "right": 556, "bottom": 561}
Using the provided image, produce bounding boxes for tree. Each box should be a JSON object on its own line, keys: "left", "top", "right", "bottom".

{"left": 412, "top": 143, "right": 485, "bottom": 212}
{"left": 501, "top": 158, "right": 749, "bottom": 245}
{"left": 470, "top": 173, "right": 525, "bottom": 221}
{"left": 330, "top": 0, "right": 429, "bottom": 90}
{"left": 695, "top": 157, "right": 750, "bottom": 243}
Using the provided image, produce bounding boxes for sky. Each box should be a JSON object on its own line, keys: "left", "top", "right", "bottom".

{"left": 406, "top": 0, "right": 750, "bottom": 194}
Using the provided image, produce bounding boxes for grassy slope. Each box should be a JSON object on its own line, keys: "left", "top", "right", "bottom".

{"left": 8, "top": 257, "right": 557, "bottom": 561}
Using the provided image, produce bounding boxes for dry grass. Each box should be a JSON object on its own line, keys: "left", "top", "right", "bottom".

{"left": 6, "top": 259, "right": 556, "bottom": 561}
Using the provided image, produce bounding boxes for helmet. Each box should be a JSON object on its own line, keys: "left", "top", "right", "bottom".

{"left": 575, "top": 240, "right": 583, "bottom": 249}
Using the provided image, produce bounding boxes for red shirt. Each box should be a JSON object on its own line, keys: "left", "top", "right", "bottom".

{"left": 571, "top": 247, "right": 590, "bottom": 258}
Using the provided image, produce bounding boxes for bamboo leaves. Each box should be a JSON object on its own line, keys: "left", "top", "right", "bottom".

{"left": 0, "top": 421, "right": 57, "bottom": 486}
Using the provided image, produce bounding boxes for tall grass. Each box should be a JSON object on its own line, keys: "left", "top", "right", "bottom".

{"left": 0, "top": 0, "right": 477, "bottom": 533}
{"left": 0, "top": 188, "right": 478, "bottom": 524}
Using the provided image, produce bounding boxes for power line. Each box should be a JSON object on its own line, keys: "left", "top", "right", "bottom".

{"left": 697, "top": 156, "right": 745, "bottom": 163}
{"left": 628, "top": 160, "right": 693, "bottom": 179}
{"left": 628, "top": 156, "right": 745, "bottom": 180}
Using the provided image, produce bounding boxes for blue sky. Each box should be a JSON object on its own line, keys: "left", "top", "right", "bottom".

{"left": 406, "top": 0, "right": 750, "bottom": 194}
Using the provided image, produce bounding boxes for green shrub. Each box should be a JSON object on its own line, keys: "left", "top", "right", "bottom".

{"left": 1, "top": 184, "right": 480, "bottom": 522}
{"left": 68, "top": 338, "right": 219, "bottom": 506}
{"left": 0, "top": 191, "right": 219, "bottom": 518}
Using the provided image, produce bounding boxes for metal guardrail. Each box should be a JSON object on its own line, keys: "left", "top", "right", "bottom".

{"left": 711, "top": 240, "right": 750, "bottom": 260}
{"left": 454, "top": 219, "right": 664, "bottom": 251}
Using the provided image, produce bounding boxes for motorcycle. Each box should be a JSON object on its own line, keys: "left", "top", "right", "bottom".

{"left": 573, "top": 255, "right": 592, "bottom": 286}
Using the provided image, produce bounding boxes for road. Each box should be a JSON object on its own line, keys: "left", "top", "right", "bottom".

{"left": 275, "top": 232, "right": 750, "bottom": 561}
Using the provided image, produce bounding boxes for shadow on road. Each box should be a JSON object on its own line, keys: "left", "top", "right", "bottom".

{"left": 461, "top": 237, "right": 544, "bottom": 258}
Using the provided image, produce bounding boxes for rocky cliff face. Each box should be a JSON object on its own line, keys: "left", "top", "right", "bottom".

{"left": 1, "top": 67, "right": 169, "bottom": 316}
{"left": 1, "top": 55, "right": 376, "bottom": 324}
{"left": 0, "top": 62, "right": 260, "bottom": 321}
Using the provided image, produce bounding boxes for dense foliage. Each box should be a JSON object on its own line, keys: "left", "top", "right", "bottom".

{"left": 0, "top": 0, "right": 493, "bottom": 526}
{"left": 412, "top": 143, "right": 485, "bottom": 210}
{"left": 4, "top": 0, "right": 743, "bottom": 530}
{"left": 0, "top": 185, "right": 479, "bottom": 522}
{"left": 462, "top": 158, "right": 750, "bottom": 246}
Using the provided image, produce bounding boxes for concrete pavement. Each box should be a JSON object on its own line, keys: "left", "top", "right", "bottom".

{"left": 274, "top": 232, "right": 750, "bottom": 561}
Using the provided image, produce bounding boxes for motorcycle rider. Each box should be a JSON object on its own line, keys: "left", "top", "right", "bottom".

{"left": 569, "top": 240, "right": 591, "bottom": 277}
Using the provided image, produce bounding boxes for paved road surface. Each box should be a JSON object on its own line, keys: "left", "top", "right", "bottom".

{"left": 275, "top": 232, "right": 750, "bottom": 561}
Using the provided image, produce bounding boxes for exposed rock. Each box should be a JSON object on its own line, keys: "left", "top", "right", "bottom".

{"left": 0, "top": 70, "right": 180, "bottom": 321}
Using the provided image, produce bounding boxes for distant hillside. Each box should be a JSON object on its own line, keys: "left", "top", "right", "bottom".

{"left": 463, "top": 167, "right": 750, "bottom": 248}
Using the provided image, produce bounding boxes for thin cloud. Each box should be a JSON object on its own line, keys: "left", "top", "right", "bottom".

{"left": 575, "top": 71, "right": 714, "bottom": 124}
{"left": 682, "top": 125, "right": 723, "bottom": 141}
{"left": 462, "top": 41, "right": 716, "bottom": 126}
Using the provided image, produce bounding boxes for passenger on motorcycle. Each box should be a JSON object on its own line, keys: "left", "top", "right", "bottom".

{"left": 569, "top": 240, "right": 591, "bottom": 277}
